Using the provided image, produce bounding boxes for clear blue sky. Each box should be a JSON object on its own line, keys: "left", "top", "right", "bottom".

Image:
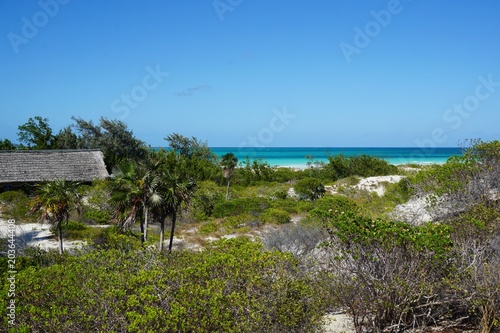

{"left": 1, "top": 0, "right": 499, "bottom": 147}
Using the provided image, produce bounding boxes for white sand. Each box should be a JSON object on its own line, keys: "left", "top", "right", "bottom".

{"left": 354, "top": 175, "right": 406, "bottom": 196}
{"left": 322, "top": 313, "right": 355, "bottom": 333}
{"left": 0, "top": 219, "right": 85, "bottom": 252}
{"left": 324, "top": 175, "right": 406, "bottom": 196}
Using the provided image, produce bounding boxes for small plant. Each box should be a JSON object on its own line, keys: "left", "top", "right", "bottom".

{"left": 0, "top": 190, "right": 34, "bottom": 221}
{"left": 212, "top": 197, "right": 269, "bottom": 217}
{"left": 199, "top": 221, "right": 219, "bottom": 235}
{"left": 260, "top": 208, "right": 291, "bottom": 225}
{"left": 82, "top": 209, "right": 111, "bottom": 225}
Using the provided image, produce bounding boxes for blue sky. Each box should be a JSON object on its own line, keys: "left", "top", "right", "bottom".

{"left": 1, "top": 0, "right": 499, "bottom": 147}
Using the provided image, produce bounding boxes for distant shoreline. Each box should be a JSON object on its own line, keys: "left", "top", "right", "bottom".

{"left": 207, "top": 147, "right": 461, "bottom": 168}
{"left": 152, "top": 146, "right": 459, "bottom": 168}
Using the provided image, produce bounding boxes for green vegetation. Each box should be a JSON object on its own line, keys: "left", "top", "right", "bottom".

{"left": 260, "top": 208, "right": 291, "bottom": 224}
{"left": 0, "top": 190, "right": 33, "bottom": 221}
{"left": 30, "top": 180, "right": 82, "bottom": 254}
{"left": 325, "top": 153, "right": 399, "bottom": 180}
{"left": 1, "top": 118, "right": 499, "bottom": 333}
{"left": 294, "top": 177, "right": 325, "bottom": 200}
{"left": 1, "top": 239, "right": 328, "bottom": 332}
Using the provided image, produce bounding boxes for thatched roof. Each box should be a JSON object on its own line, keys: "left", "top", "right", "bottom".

{"left": 0, "top": 150, "right": 109, "bottom": 184}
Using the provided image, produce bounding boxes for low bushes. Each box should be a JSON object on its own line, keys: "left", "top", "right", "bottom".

{"left": 2, "top": 238, "right": 329, "bottom": 332}
{"left": 294, "top": 177, "right": 325, "bottom": 200}
{"left": 315, "top": 204, "right": 454, "bottom": 332}
{"left": 260, "top": 208, "right": 291, "bottom": 225}
{"left": 325, "top": 154, "right": 399, "bottom": 181}
{"left": 0, "top": 190, "right": 34, "bottom": 221}
{"left": 81, "top": 208, "right": 111, "bottom": 225}
{"left": 49, "top": 220, "right": 102, "bottom": 240}
{"left": 212, "top": 197, "right": 269, "bottom": 218}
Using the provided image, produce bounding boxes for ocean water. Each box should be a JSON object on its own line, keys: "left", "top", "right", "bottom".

{"left": 209, "top": 147, "right": 462, "bottom": 168}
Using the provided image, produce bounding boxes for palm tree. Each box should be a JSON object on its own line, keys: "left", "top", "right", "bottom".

{"left": 152, "top": 151, "right": 196, "bottom": 252}
{"left": 220, "top": 153, "right": 238, "bottom": 200}
{"left": 30, "top": 180, "right": 82, "bottom": 254}
{"left": 109, "top": 159, "right": 162, "bottom": 244}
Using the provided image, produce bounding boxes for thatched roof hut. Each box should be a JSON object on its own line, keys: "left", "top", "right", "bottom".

{"left": 0, "top": 150, "right": 109, "bottom": 184}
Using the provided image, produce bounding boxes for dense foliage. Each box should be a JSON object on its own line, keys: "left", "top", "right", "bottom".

{"left": 325, "top": 154, "right": 399, "bottom": 181}
{"left": 1, "top": 239, "right": 328, "bottom": 332}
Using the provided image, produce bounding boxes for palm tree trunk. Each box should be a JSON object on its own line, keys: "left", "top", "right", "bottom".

{"left": 159, "top": 219, "right": 164, "bottom": 251}
{"left": 226, "top": 179, "right": 230, "bottom": 200}
{"left": 139, "top": 214, "right": 145, "bottom": 245}
{"left": 57, "top": 220, "right": 64, "bottom": 255}
{"left": 144, "top": 206, "right": 149, "bottom": 241}
{"left": 168, "top": 212, "right": 177, "bottom": 252}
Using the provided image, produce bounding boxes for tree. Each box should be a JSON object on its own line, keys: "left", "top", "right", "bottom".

{"left": 164, "top": 133, "right": 214, "bottom": 160}
{"left": 152, "top": 151, "right": 196, "bottom": 252}
{"left": 72, "top": 116, "right": 148, "bottom": 171}
{"left": 109, "top": 158, "right": 162, "bottom": 244}
{"left": 53, "top": 126, "right": 78, "bottom": 149}
{"left": 164, "top": 133, "right": 221, "bottom": 183}
{"left": 0, "top": 138, "right": 15, "bottom": 150}
{"left": 165, "top": 133, "right": 192, "bottom": 157}
{"left": 17, "top": 116, "right": 54, "bottom": 149}
{"left": 220, "top": 153, "right": 238, "bottom": 200}
{"left": 30, "top": 180, "right": 82, "bottom": 254}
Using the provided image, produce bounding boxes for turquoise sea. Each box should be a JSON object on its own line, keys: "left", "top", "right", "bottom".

{"left": 209, "top": 147, "right": 462, "bottom": 168}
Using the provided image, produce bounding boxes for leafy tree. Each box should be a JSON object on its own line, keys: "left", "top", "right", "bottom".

{"left": 165, "top": 132, "right": 214, "bottom": 160}
{"left": 190, "top": 180, "right": 224, "bottom": 220}
{"left": 220, "top": 152, "right": 238, "bottom": 200}
{"left": 164, "top": 133, "right": 220, "bottom": 182}
{"left": 17, "top": 116, "right": 54, "bottom": 149}
{"left": 52, "top": 125, "right": 78, "bottom": 149}
{"left": 30, "top": 180, "right": 82, "bottom": 254}
{"left": 0, "top": 138, "right": 15, "bottom": 150}
{"left": 72, "top": 116, "right": 148, "bottom": 171}
{"left": 165, "top": 132, "right": 192, "bottom": 156}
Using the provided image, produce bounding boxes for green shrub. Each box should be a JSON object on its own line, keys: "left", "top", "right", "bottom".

{"left": 260, "top": 208, "right": 291, "bottom": 225}
{"left": 294, "top": 177, "right": 325, "bottom": 201}
{"left": 3, "top": 239, "right": 329, "bottom": 332}
{"left": 0, "top": 190, "right": 26, "bottom": 203}
{"left": 274, "top": 167, "right": 301, "bottom": 183}
{"left": 325, "top": 154, "right": 398, "bottom": 181}
{"left": 90, "top": 226, "right": 142, "bottom": 251}
{"left": 48, "top": 220, "right": 102, "bottom": 241}
{"left": 221, "top": 213, "right": 258, "bottom": 231}
{"left": 0, "top": 190, "right": 33, "bottom": 221}
{"left": 82, "top": 208, "right": 111, "bottom": 225}
{"left": 270, "top": 198, "right": 301, "bottom": 214}
{"left": 190, "top": 180, "right": 224, "bottom": 220}
{"left": 199, "top": 221, "right": 219, "bottom": 235}
{"left": 321, "top": 211, "right": 453, "bottom": 332}
{"left": 64, "top": 220, "right": 87, "bottom": 231}
{"left": 212, "top": 197, "right": 269, "bottom": 218}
